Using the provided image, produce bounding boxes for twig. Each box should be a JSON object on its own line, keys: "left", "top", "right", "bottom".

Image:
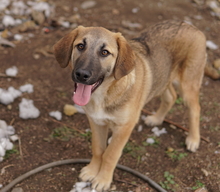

{"left": 0, "top": 37, "right": 15, "bottom": 48}
{"left": 9, "top": 118, "right": 15, "bottom": 126}
{"left": 49, "top": 118, "right": 84, "bottom": 134}
{"left": 1, "top": 164, "right": 14, "bottom": 175}
{"left": 114, "top": 178, "right": 139, "bottom": 187}
{"left": 142, "top": 109, "right": 210, "bottom": 143}
{"left": 18, "top": 137, "right": 23, "bottom": 160}
{"left": 0, "top": 73, "right": 19, "bottom": 78}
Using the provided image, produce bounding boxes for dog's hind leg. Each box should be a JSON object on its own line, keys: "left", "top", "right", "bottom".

{"left": 145, "top": 84, "right": 177, "bottom": 126}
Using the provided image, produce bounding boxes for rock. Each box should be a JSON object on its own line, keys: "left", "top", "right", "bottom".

{"left": 31, "top": 10, "right": 45, "bottom": 25}
{"left": 63, "top": 104, "right": 78, "bottom": 116}
{"left": 122, "top": 20, "right": 143, "bottom": 29}
{"left": 11, "top": 187, "right": 24, "bottom": 192}
{"left": 81, "top": 1, "right": 96, "bottom": 9}
{"left": 68, "top": 14, "right": 81, "bottom": 23}
{"left": 2, "top": 15, "right": 15, "bottom": 27}
{"left": 194, "top": 187, "right": 208, "bottom": 192}
{"left": 167, "top": 147, "right": 174, "bottom": 152}
{"left": 201, "top": 168, "right": 209, "bottom": 177}
{"left": 112, "top": 9, "right": 119, "bottom": 15}
{"left": 17, "top": 21, "right": 38, "bottom": 32}
{"left": 213, "top": 59, "right": 220, "bottom": 70}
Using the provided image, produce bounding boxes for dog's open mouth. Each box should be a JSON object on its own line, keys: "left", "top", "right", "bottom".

{"left": 73, "top": 77, "right": 104, "bottom": 106}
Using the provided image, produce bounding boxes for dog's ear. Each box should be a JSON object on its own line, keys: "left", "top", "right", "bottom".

{"left": 114, "top": 33, "right": 136, "bottom": 80}
{"left": 53, "top": 26, "right": 83, "bottom": 68}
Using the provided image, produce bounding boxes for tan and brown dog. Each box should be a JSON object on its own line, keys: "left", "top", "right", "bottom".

{"left": 54, "top": 20, "right": 213, "bottom": 191}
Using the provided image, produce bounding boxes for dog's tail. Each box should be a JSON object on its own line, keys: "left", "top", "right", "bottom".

{"left": 205, "top": 62, "right": 220, "bottom": 80}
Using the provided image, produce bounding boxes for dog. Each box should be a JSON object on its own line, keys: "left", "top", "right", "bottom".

{"left": 53, "top": 20, "right": 211, "bottom": 191}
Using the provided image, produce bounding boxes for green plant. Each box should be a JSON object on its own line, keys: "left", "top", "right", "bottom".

{"left": 80, "top": 131, "right": 92, "bottom": 142}
{"left": 4, "top": 148, "right": 19, "bottom": 159}
{"left": 123, "top": 142, "right": 146, "bottom": 158}
{"left": 175, "top": 97, "right": 183, "bottom": 105}
{"left": 50, "top": 126, "right": 76, "bottom": 141}
{"left": 166, "top": 150, "right": 187, "bottom": 161}
{"left": 192, "top": 180, "right": 205, "bottom": 190}
{"left": 160, "top": 171, "right": 176, "bottom": 191}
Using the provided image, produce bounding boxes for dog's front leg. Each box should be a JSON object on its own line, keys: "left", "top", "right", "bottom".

{"left": 91, "top": 122, "right": 135, "bottom": 191}
{"left": 79, "top": 118, "right": 109, "bottom": 183}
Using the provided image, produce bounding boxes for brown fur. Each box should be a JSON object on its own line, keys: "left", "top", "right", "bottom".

{"left": 53, "top": 20, "right": 215, "bottom": 191}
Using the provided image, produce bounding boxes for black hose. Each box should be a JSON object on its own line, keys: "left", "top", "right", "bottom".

{"left": 0, "top": 159, "right": 167, "bottom": 192}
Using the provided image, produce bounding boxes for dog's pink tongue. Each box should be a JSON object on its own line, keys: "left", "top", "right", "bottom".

{"left": 73, "top": 83, "right": 92, "bottom": 106}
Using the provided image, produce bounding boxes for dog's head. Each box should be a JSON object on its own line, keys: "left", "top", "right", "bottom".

{"left": 53, "top": 26, "right": 135, "bottom": 106}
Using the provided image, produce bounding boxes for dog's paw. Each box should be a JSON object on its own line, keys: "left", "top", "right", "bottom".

{"left": 185, "top": 135, "right": 200, "bottom": 152}
{"left": 79, "top": 164, "right": 100, "bottom": 182}
{"left": 91, "top": 173, "right": 112, "bottom": 192}
{"left": 144, "top": 115, "right": 163, "bottom": 126}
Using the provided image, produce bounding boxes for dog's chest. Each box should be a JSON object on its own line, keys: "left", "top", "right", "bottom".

{"left": 85, "top": 105, "right": 115, "bottom": 126}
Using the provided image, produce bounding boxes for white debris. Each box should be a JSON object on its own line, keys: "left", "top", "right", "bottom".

{"left": 193, "top": 15, "right": 203, "bottom": 20}
{"left": 146, "top": 138, "right": 155, "bottom": 144}
{"left": 0, "top": 183, "right": 3, "bottom": 188}
{"left": 206, "top": 40, "right": 219, "bottom": 50}
{"left": 49, "top": 111, "right": 62, "bottom": 121}
{"left": 19, "top": 98, "right": 40, "bottom": 119}
{"left": 27, "top": 1, "right": 52, "bottom": 17}
{"left": 0, "top": 87, "right": 21, "bottom": 105}
{"left": 137, "top": 125, "right": 143, "bottom": 132}
{"left": 132, "top": 7, "right": 140, "bottom": 13}
{"left": 19, "top": 84, "right": 34, "bottom": 93}
{"left": 74, "top": 104, "right": 86, "bottom": 114}
{"left": 0, "top": 120, "right": 17, "bottom": 161}
{"left": 70, "top": 182, "right": 97, "bottom": 192}
{"left": 14, "top": 34, "right": 23, "bottom": 41}
{"left": 2, "top": 15, "right": 15, "bottom": 27}
{"left": 108, "top": 136, "right": 112, "bottom": 144}
{"left": 81, "top": 1, "right": 96, "bottom": 9}
{"left": 11, "top": 1, "right": 28, "bottom": 15}
{"left": 141, "top": 115, "right": 146, "bottom": 121}
{"left": 0, "top": 0, "right": 10, "bottom": 11}
{"left": 10, "top": 135, "right": 19, "bottom": 142}
{"left": 215, "top": 150, "right": 220, "bottom": 154}
{"left": 5, "top": 66, "right": 18, "bottom": 77}
{"left": 61, "top": 21, "right": 70, "bottom": 28}
{"left": 151, "top": 127, "right": 167, "bottom": 137}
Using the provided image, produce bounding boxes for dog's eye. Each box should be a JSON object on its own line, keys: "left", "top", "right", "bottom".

{"left": 101, "top": 50, "right": 110, "bottom": 57}
{"left": 77, "top": 44, "right": 85, "bottom": 51}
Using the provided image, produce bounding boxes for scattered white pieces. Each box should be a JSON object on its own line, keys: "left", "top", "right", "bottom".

{"left": 61, "top": 21, "right": 70, "bottom": 28}
{"left": 10, "top": 135, "right": 19, "bottom": 142}
{"left": 146, "top": 138, "right": 155, "bottom": 144}
{"left": 74, "top": 104, "right": 86, "bottom": 114}
{"left": 2, "top": 15, "right": 15, "bottom": 27}
{"left": 49, "top": 111, "right": 62, "bottom": 121}
{"left": 108, "top": 136, "right": 112, "bottom": 144}
{"left": 0, "top": 183, "right": 3, "bottom": 188}
{"left": 151, "top": 127, "right": 167, "bottom": 137}
{"left": 70, "top": 182, "right": 97, "bottom": 192}
{"left": 132, "top": 7, "right": 140, "bottom": 13}
{"left": 5, "top": 66, "right": 18, "bottom": 77}
{"left": 27, "top": 1, "right": 52, "bottom": 17}
{"left": 0, "top": 87, "right": 21, "bottom": 105}
{"left": 0, "top": 120, "right": 17, "bottom": 161}
{"left": 206, "top": 40, "right": 219, "bottom": 50}
{"left": 141, "top": 115, "right": 146, "bottom": 121}
{"left": 11, "top": 1, "right": 28, "bottom": 15}
{"left": 19, "top": 98, "right": 40, "bottom": 119}
{"left": 14, "top": 34, "right": 23, "bottom": 41}
{"left": 19, "top": 84, "right": 34, "bottom": 93}
{"left": 0, "top": 0, "right": 10, "bottom": 11}
{"left": 137, "top": 125, "right": 143, "bottom": 132}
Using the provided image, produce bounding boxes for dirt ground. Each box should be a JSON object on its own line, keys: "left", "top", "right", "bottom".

{"left": 0, "top": 0, "right": 220, "bottom": 191}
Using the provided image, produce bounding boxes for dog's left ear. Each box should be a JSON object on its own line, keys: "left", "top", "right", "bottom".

{"left": 114, "top": 33, "right": 136, "bottom": 80}
{"left": 53, "top": 26, "right": 83, "bottom": 68}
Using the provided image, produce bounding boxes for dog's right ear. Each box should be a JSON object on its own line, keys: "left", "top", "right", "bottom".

{"left": 53, "top": 26, "right": 82, "bottom": 68}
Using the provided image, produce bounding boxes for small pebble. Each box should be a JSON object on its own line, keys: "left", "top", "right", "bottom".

{"left": 11, "top": 187, "right": 24, "bottom": 192}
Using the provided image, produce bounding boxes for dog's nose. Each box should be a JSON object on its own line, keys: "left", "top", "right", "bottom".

{"left": 74, "top": 69, "right": 91, "bottom": 83}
